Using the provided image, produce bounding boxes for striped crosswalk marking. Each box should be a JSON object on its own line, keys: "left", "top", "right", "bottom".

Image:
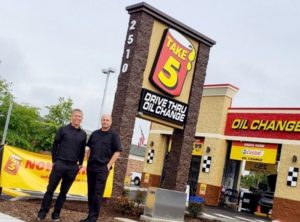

{"left": 235, "top": 216, "right": 256, "bottom": 221}
{"left": 202, "top": 212, "right": 269, "bottom": 222}
{"left": 201, "top": 212, "right": 219, "bottom": 219}
{"left": 213, "top": 213, "right": 237, "bottom": 220}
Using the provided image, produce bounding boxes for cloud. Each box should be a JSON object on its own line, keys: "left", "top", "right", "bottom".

{"left": 1, "top": 0, "right": 300, "bottom": 139}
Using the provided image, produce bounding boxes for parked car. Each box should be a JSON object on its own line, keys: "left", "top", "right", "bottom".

{"left": 130, "top": 172, "right": 142, "bottom": 186}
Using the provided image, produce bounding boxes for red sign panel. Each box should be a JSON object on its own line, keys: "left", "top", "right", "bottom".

{"left": 149, "top": 28, "right": 196, "bottom": 97}
{"left": 225, "top": 113, "right": 300, "bottom": 140}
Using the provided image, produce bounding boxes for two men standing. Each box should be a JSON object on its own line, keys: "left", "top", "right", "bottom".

{"left": 37, "top": 111, "right": 122, "bottom": 222}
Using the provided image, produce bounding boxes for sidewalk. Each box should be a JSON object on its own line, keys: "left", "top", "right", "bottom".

{"left": 0, "top": 212, "right": 24, "bottom": 222}
{"left": 0, "top": 213, "right": 138, "bottom": 222}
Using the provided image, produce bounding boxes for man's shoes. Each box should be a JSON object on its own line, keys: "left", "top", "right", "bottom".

{"left": 51, "top": 216, "right": 61, "bottom": 221}
{"left": 36, "top": 215, "right": 45, "bottom": 221}
{"left": 51, "top": 212, "right": 61, "bottom": 221}
{"left": 79, "top": 218, "right": 90, "bottom": 222}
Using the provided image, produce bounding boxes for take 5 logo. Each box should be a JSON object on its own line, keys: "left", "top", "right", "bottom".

{"left": 4, "top": 154, "right": 22, "bottom": 175}
{"left": 149, "top": 28, "right": 196, "bottom": 97}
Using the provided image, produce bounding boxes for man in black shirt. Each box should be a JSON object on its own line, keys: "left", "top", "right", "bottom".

{"left": 80, "top": 114, "right": 122, "bottom": 222}
{"left": 37, "top": 109, "right": 87, "bottom": 221}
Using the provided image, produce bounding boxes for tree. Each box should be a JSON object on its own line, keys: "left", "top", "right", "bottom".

{"left": 0, "top": 77, "right": 13, "bottom": 102}
{"left": 45, "top": 97, "right": 73, "bottom": 127}
{"left": 1, "top": 77, "right": 74, "bottom": 152}
{"left": 240, "top": 172, "right": 268, "bottom": 189}
{"left": 5, "top": 103, "right": 51, "bottom": 151}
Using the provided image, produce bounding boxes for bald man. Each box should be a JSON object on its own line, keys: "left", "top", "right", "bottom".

{"left": 80, "top": 114, "right": 122, "bottom": 222}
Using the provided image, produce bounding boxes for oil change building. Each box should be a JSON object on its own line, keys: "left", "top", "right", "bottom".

{"left": 140, "top": 84, "right": 300, "bottom": 221}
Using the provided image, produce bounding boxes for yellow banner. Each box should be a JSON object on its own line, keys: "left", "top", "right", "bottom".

{"left": 230, "top": 142, "right": 277, "bottom": 164}
{"left": 192, "top": 138, "right": 204, "bottom": 156}
{"left": 0, "top": 145, "right": 113, "bottom": 198}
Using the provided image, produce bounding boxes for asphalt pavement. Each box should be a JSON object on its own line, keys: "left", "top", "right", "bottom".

{"left": 201, "top": 206, "right": 272, "bottom": 222}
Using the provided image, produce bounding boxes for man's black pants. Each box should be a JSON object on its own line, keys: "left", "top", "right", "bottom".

{"left": 86, "top": 165, "right": 109, "bottom": 222}
{"left": 38, "top": 160, "right": 79, "bottom": 218}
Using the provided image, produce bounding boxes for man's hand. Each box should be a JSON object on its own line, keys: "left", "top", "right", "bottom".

{"left": 107, "top": 164, "right": 112, "bottom": 171}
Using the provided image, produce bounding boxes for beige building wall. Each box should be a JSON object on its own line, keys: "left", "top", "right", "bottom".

{"left": 275, "top": 144, "right": 300, "bottom": 201}
{"left": 195, "top": 85, "right": 238, "bottom": 205}
{"left": 141, "top": 123, "right": 172, "bottom": 187}
{"left": 199, "top": 138, "right": 227, "bottom": 186}
{"left": 197, "top": 95, "right": 233, "bottom": 135}
{"left": 143, "top": 131, "right": 169, "bottom": 176}
{"left": 196, "top": 86, "right": 238, "bottom": 186}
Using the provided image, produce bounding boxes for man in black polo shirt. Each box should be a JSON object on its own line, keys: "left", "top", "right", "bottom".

{"left": 37, "top": 109, "right": 87, "bottom": 221}
{"left": 80, "top": 114, "right": 122, "bottom": 222}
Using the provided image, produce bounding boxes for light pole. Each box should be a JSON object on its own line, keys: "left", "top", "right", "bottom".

{"left": 99, "top": 67, "right": 115, "bottom": 126}
{"left": 0, "top": 60, "right": 13, "bottom": 145}
{"left": 1, "top": 102, "right": 12, "bottom": 145}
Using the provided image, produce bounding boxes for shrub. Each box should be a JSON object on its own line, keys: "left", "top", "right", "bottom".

{"left": 115, "top": 197, "right": 135, "bottom": 215}
{"left": 133, "top": 205, "right": 144, "bottom": 217}
{"left": 133, "top": 190, "right": 146, "bottom": 207}
{"left": 122, "top": 188, "right": 130, "bottom": 197}
{"left": 187, "top": 202, "right": 204, "bottom": 218}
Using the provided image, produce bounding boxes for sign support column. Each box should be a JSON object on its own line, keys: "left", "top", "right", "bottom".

{"left": 111, "top": 2, "right": 215, "bottom": 196}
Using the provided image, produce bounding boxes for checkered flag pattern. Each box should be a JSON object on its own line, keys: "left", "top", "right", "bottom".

{"left": 287, "top": 167, "right": 299, "bottom": 187}
{"left": 147, "top": 149, "right": 155, "bottom": 164}
{"left": 202, "top": 156, "right": 212, "bottom": 173}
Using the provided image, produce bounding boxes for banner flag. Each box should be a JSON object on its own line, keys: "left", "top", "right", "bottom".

{"left": 0, "top": 145, "right": 113, "bottom": 198}
{"left": 137, "top": 125, "right": 145, "bottom": 149}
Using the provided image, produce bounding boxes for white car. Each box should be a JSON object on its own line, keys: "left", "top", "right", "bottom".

{"left": 130, "top": 172, "right": 142, "bottom": 186}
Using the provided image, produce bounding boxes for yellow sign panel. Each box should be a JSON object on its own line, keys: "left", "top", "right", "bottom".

{"left": 142, "top": 21, "right": 198, "bottom": 104}
{"left": 139, "top": 21, "right": 199, "bottom": 129}
{"left": 124, "top": 176, "right": 131, "bottom": 187}
{"left": 199, "top": 183, "right": 207, "bottom": 195}
{"left": 230, "top": 142, "right": 277, "bottom": 164}
{"left": 0, "top": 145, "right": 113, "bottom": 198}
{"left": 192, "top": 138, "right": 204, "bottom": 156}
{"left": 144, "top": 173, "right": 150, "bottom": 183}
{"left": 244, "top": 162, "right": 277, "bottom": 174}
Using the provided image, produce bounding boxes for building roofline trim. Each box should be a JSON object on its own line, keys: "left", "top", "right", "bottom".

{"left": 196, "top": 132, "right": 300, "bottom": 145}
{"left": 149, "top": 129, "right": 173, "bottom": 135}
{"left": 228, "top": 108, "right": 300, "bottom": 114}
{"left": 126, "top": 2, "right": 216, "bottom": 47}
{"left": 128, "top": 154, "right": 145, "bottom": 161}
{"left": 204, "top": 83, "right": 239, "bottom": 91}
{"left": 229, "top": 107, "right": 300, "bottom": 111}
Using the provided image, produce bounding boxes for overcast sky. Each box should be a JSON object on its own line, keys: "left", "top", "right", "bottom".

{"left": 0, "top": 0, "right": 299, "bottom": 143}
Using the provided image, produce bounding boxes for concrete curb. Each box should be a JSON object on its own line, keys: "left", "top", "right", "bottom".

{"left": 114, "top": 217, "right": 138, "bottom": 222}
{"left": 0, "top": 212, "right": 24, "bottom": 222}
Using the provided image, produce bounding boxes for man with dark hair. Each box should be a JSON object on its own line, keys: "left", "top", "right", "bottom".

{"left": 80, "top": 114, "right": 122, "bottom": 222}
{"left": 37, "top": 109, "right": 87, "bottom": 221}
